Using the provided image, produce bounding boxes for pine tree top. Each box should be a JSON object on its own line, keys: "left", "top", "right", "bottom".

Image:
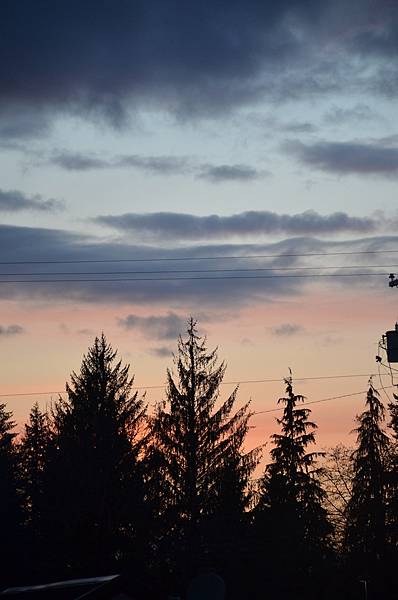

{"left": 351, "top": 382, "right": 390, "bottom": 471}
{"left": 0, "top": 402, "right": 16, "bottom": 441}
{"left": 54, "top": 333, "right": 147, "bottom": 444}
{"left": 270, "top": 375, "right": 323, "bottom": 474}
{"left": 152, "top": 319, "right": 261, "bottom": 518}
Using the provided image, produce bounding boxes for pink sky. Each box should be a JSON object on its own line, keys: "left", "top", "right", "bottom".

{"left": 2, "top": 281, "right": 397, "bottom": 473}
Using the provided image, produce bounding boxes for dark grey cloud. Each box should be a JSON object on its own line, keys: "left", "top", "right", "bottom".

{"left": 51, "top": 153, "right": 110, "bottom": 171}
{"left": 118, "top": 155, "right": 192, "bottom": 175}
{"left": 353, "top": 9, "right": 398, "bottom": 58}
{"left": 0, "top": 189, "right": 63, "bottom": 213}
{"left": 0, "top": 324, "right": 25, "bottom": 337}
{"left": 279, "top": 121, "right": 317, "bottom": 134}
{"left": 0, "top": 1, "right": 313, "bottom": 125}
{"left": 50, "top": 151, "right": 262, "bottom": 182}
{"left": 0, "top": 223, "right": 315, "bottom": 307}
{"left": 0, "top": 0, "right": 396, "bottom": 133}
{"left": 247, "top": 113, "right": 317, "bottom": 135}
{"left": 285, "top": 139, "right": 398, "bottom": 176}
{"left": 198, "top": 164, "right": 264, "bottom": 183}
{"left": 0, "top": 107, "right": 51, "bottom": 141}
{"left": 118, "top": 312, "right": 186, "bottom": 340}
{"left": 50, "top": 152, "right": 192, "bottom": 175}
{"left": 149, "top": 346, "right": 174, "bottom": 358}
{"left": 0, "top": 222, "right": 395, "bottom": 309}
{"left": 95, "top": 209, "right": 378, "bottom": 241}
{"left": 272, "top": 323, "right": 303, "bottom": 336}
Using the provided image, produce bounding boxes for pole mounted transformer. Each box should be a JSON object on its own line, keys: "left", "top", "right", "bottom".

{"left": 386, "top": 324, "right": 398, "bottom": 363}
{"left": 386, "top": 274, "right": 398, "bottom": 362}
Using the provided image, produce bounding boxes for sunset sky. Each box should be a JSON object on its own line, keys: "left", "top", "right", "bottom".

{"left": 1, "top": 0, "right": 398, "bottom": 462}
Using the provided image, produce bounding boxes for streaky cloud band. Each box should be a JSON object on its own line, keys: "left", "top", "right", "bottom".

{"left": 95, "top": 209, "right": 379, "bottom": 241}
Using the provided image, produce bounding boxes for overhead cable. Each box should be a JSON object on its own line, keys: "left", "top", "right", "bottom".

{"left": 253, "top": 385, "right": 396, "bottom": 415}
{"left": 0, "top": 371, "right": 389, "bottom": 399}
{"left": 0, "top": 272, "right": 390, "bottom": 283}
{"left": 0, "top": 264, "right": 397, "bottom": 276}
{"left": 0, "top": 248, "right": 398, "bottom": 266}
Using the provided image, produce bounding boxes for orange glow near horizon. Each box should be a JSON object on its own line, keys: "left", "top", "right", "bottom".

{"left": 2, "top": 281, "right": 397, "bottom": 471}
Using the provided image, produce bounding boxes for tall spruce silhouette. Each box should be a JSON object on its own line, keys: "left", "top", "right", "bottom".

{"left": 345, "top": 383, "right": 389, "bottom": 567}
{"left": 255, "top": 375, "right": 331, "bottom": 598}
{"left": 151, "top": 319, "right": 259, "bottom": 578}
{"left": 46, "top": 334, "right": 147, "bottom": 575}
{"left": 0, "top": 403, "right": 22, "bottom": 585}
{"left": 19, "top": 402, "right": 52, "bottom": 574}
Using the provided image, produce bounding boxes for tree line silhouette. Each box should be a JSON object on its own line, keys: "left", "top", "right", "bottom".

{"left": 1, "top": 319, "right": 397, "bottom": 599}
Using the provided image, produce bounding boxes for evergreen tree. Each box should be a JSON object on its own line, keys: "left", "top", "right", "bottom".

{"left": 255, "top": 375, "right": 332, "bottom": 598}
{"left": 0, "top": 403, "right": 22, "bottom": 585}
{"left": 345, "top": 383, "right": 389, "bottom": 566}
{"left": 18, "top": 402, "right": 52, "bottom": 577}
{"left": 19, "top": 403, "right": 51, "bottom": 533}
{"left": 151, "top": 319, "right": 260, "bottom": 581}
{"left": 45, "top": 334, "right": 147, "bottom": 575}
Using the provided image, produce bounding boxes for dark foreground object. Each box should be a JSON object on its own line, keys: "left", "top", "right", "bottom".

{"left": 0, "top": 574, "right": 134, "bottom": 599}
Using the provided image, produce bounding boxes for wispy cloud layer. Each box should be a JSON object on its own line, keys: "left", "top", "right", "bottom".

{"left": 118, "top": 312, "right": 186, "bottom": 340}
{"left": 285, "top": 139, "right": 398, "bottom": 176}
{"left": 51, "top": 152, "right": 191, "bottom": 175}
{"left": 51, "top": 153, "right": 110, "bottom": 171}
{"left": 198, "top": 165, "right": 264, "bottom": 183}
{"left": 49, "top": 151, "right": 264, "bottom": 182}
{"left": 322, "top": 104, "right": 380, "bottom": 126}
{"left": 0, "top": 189, "right": 63, "bottom": 213}
{"left": 95, "top": 210, "right": 378, "bottom": 241}
{"left": 271, "top": 323, "right": 303, "bottom": 336}
{"left": 0, "top": 223, "right": 395, "bottom": 309}
{"left": 149, "top": 346, "right": 173, "bottom": 358}
{"left": 0, "top": 108, "right": 51, "bottom": 141}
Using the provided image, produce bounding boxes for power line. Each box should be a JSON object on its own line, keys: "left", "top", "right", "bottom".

{"left": 3, "top": 382, "right": 394, "bottom": 424}
{"left": 0, "top": 372, "right": 388, "bottom": 399}
{"left": 0, "top": 272, "right": 389, "bottom": 283}
{"left": 1, "top": 249, "right": 398, "bottom": 266}
{"left": 253, "top": 385, "right": 396, "bottom": 415}
{"left": 0, "top": 264, "right": 396, "bottom": 276}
